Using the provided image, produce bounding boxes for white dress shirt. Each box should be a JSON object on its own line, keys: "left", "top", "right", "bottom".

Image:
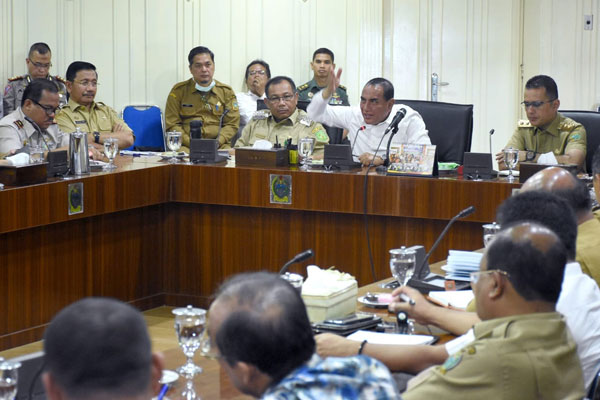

{"left": 236, "top": 90, "right": 265, "bottom": 126}
{"left": 307, "top": 89, "right": 430, "bottom": 161}
{"left": 444, "top": 262, "right": 600, "bottom": 389}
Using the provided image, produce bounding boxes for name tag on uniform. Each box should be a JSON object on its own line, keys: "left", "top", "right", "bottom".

{"left": 182, "top": 104, "right": 194, "bottom": 108}
{"left": 75, "top": 120, "right": 86, "bottom": 124}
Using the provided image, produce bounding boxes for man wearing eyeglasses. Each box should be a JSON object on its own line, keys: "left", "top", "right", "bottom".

{"left": 56, "top": 61, "right": 134, "bottom": 150}
{"left": 496, "top": 75, "right": 586, "bottom": 171}
{"left": 233, "top": 76, "right": 329, "bottom": 155}
{"left": 236, "top": 60, "right": 271, "bottom": 131}
{"left": 3, "top": 42, "right": 67, "bottom": 115}
{"left": 0, "top": 78, "right": 68, "bottom": 154}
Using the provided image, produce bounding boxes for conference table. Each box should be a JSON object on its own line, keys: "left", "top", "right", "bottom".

{"left": 0, "top": 156, "right": 518, "bottom": 351}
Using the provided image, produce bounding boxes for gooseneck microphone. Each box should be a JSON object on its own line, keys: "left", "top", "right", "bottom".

{"left": 383, "top": 108, "right": 407, "bottom": 166}
{"left": 279, "top": 249, "right": 314, "bottom": 275}
{"left": 351, "top": 126, "right": 366, "bottom": 158}
{"left": 216, "top": 108, "right": 230, "bottom": 143}
{"left": 488, "top": 129, "right": 495, "bottom": 155}
{"left": 413, "top": 206, "right": 476, "bottom": 279}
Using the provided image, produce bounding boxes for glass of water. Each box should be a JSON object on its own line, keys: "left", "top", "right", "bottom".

{"left": 166, "top": 131, "right": 182, "bottom": 164}
{"left": 483, "top": 222, "right": 501, "bottom": 247}
{"left": 103, "top": 137, "right": 119, "bottom": 170}
{"left": 503, "top": 147, "right": 519, "bottom": 182}
{"left": 389, "top": 246, "right": 416, "bottom": 286}
{"left": 28, "top": 146, "right": 44, "bottom": 164}
{"left": 0, "top": 358, "right": 21, "bottom": 400}
{"left": 173, "top": 305, "right": 206, "bottom": 378}
{"left": 298, "top": 137, "right": 314, "bottom": 171}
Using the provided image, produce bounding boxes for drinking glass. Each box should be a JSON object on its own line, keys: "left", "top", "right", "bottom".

{"left": 389, "top": 246, "right": 416, "bottom": 286}
{"left": 29, "top": 146, "right": 44, "bottom": 164}
{"left": 298, "top": 137, "right": 314, "bottom": 171}
{"left": 0, "top": 358, "right": 21, "bottom": 400}
{"left": 173, "top": 305, "right": 206, "bottom": 378}
{"left": 103, "top": 137, "right": 119, "bottom": 170}
{"left": 503, "top": 147, "right": 519, "bottom": 182}
{"left": 167, "top": 131, "right": 182, "bottom": 164}
{"left": 482, "top": 222, "right": 501, "bottom": 247}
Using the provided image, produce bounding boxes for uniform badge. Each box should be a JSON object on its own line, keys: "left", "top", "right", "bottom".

{"left": 14, "top": 120, "right": 24, "bottom": 129}
{"left": 439, "top": 353, "right": 462, "bottom": 375}
{"left": 312, "top": 126, "right": 328, "bottom": 142}
{"left": 4, "top": 85, "right": 11, "bottom": 95}
{"left": 252, "top": 110, "right": 269, "bottom": 120}
{"left": 572, "top": 133, "right": 581, "bottom": 140}
{"left": 68, "top": 182, "right": 84, "bottom": 215}
{"left": 270, "top": 174, "right": 292, "bottom": 205}
{"left": 299, "top": 115, "right": 312, "bottom": 127}
{"left": 233, "top": 101, "right": 239, "bottom": 110}
{"left": 308, "top": 92, "right": 313, "bottom": 98}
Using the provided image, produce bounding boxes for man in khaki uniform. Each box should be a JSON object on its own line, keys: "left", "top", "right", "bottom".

{"left": 165, "top": 46, "right": 240, "bottom": 152}
{"left": 234, "top": 76, "right": 329, "bottom": 157}
{"left": 496, "top": 75, "right": 586, "bottom": 171}
{"left": 3, "top": 43, "right": 67, "bottom": 115}
{"left": 56, "top": 61, "right": 134, "bottom": 151}
{"left": 403, "top": 222, "right": 585, "bottom": 399}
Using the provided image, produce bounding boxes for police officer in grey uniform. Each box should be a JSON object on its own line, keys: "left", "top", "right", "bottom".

{"left": 3, "top": 42, "right": 67, "bottom": 115}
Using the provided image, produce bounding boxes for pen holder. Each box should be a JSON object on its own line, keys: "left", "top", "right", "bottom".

{"left": 288, "top": 145, "right": 298, "bottom": 165}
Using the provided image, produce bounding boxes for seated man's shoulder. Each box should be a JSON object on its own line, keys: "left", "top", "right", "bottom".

{"left": 0, "top": 110, "right": 23, "bottom": 128}
{"left": 6, "top": 75, "right": 25, "bottom": 84}
{"left": 338, "top": 84, "right": 347, "bottom": 92}
{"left": 297, "top": 82, "right": 311, "bottom": 93}
{"left": 94, "top": 102, "right": 116, "bottom": 113}
{"left": 558, "top": 115, "right": 586, "bottom": 133}
{"left": 169, "top": 79, "right": 192, "bottom": 93}
{"left": 516, "top": 119, "right": 533, "bottom": 130}
{"left": 213, "top": 80, "right": 235, "bottom": 94}
{"left": 251, "top": 109, "right": 270, "bottom": 122}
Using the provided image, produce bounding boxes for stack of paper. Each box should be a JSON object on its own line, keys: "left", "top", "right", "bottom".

{"left": 428, "top": 290, "right": 474, "bottom": 310}
{"left": 441, "top": 250, "right": 483, "bottom": 281}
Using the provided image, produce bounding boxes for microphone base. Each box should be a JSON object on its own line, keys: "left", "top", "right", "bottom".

{"left": 407, "top": 273, "right": 471, "bottom": 294}
{"left": 189, "top": 139, "right": 227, "bottom": 164}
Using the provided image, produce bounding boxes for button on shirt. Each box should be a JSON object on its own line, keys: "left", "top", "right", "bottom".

{"left": 0, "top": 107, "right": 67, "bottom": 153}
{"left": 307, "top": 90, "right": 430, "bottom": 161}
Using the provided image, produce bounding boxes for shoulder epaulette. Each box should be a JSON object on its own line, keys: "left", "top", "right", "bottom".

{"left": 517, "top": 119, "right": 532, "bottom": 128}
{"left": 54, "top": 75, "right": 66, "bottom": 84}
{"left": 13, "top": 120, "right": 24, "bottom": 129}
{"left": 559, "top": 116, "right": 582, "bottom": 131}
{"left": 297, "top": 83, "right": 309, "bottom": 91}
{"left": 8, "top": 75, "right": 24, "bottom": 82}
{"left": 252, "top": 109, "right": 270, "bottom": 120}
{"left": 338, "top": 84, "right": 347, "bottom": 91}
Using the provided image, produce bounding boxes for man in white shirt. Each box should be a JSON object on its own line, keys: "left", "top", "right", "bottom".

{"left": 236, "top": 60, "right": 270, "bottom": 133}
{"left": 307, "top": 68, "right": 430, "bottom": 166}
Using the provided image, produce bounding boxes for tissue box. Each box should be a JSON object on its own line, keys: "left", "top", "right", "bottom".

{"left": 302, "top": 282, "right": 358, "bottom": 323}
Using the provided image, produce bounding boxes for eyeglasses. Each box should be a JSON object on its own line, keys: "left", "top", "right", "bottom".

{"left": 73, "top": 80, "right": 99, "bottom": 88}
{"left": 469, "top": 269, "right": 510, "bottom": 284}
{"left": 30, "top": 61, "right": 52, "bottom": 69}
{"left": 521, "top": 99, "right": 556, "bottom": 109}
{"left": 32, "top": 100, "right": 58, "bottom": 116}
{"left": 267, "top": 94, "right": 295, "bottom": 103}
{"left": 248, "top": 70, "right": 267, "bottom": 76}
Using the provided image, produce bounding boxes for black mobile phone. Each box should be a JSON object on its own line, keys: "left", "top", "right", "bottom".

{"left": 323, "top": 313, "right": 374, "bottom": 326}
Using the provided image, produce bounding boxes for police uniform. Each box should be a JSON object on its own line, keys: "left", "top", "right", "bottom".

{"left": 165, "top": 78, "right": 240, "bottom": 151}
{"left": 0, "top": 107, "right": 67, "bottom": 154}
{"left": 505, "top": 113, "right": 586, "bottom": 160}
{"left": 55, "top": 98, "right": 132, "bottom": 138}
{"left": 404, "top": 313, "right": 585, "bottom": 399}
{"left": 298, "top": 79, "right": 349, "bottom": 106}
{"left": 3, "top": 74, "right": 68, "bottom": 115}
{"left": 234, "top": 108, "right": 329, "bottom": 156}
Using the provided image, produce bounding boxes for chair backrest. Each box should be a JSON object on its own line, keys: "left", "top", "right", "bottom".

{"left": 122, "top": 105, "right": 165, "bottom": 151}
{"left": 11, "top": 351, "right": 46, "bottom": 399}
{"left": 395, "top": 100, "right": 474, "bottom": 164}
{"left": 559, "top": 110, "right": 600, "bottom": 173}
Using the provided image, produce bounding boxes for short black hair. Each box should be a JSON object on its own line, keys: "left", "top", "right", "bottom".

{"left": 487, "top": 222, "right": 566, "bottom": 303}
{"left": 21, "top": 78, "right": 59, "bottom": 107}
{"left": 592, "top": 144, "right": 600, "bottom": 175}
{"left": 551, "top": 174, "right": 592, "bottom": 214}
{"left": 65, "top": 61, "right": 97, "bottom": 82}
{"left": 28, "top": 42, "right": 51, "bottom": 58}
{"left": 312, "top": 47, "right": 335, "bottom": 62}
{"left": 496, "top": 190, "right": 577, "bottom": 260}
{"left": 525, "top": 75, "right": 559, "bottom": 101}
{"left": 245, "top": 59, "right": 271, "bottom": 80}
{"left": 43, "top": 298, "right": 153, "bottom": 399}
{"left": 265, "top": 76, "right": 296, "bottom": 98}
{"left": 214, "top": 272, "right": 315, "bottom": 384}
{"left": 188, "top": 46, "right": 214, "bottom": 65}
{"left": 365, "top": 78, "right": 395, "bottom": 101}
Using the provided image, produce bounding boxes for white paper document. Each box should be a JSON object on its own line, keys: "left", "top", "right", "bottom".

{"left": 428, "top": 290, "right": 474, "bottom": 310}
{"left": 347, "top": 330, "right": 436, "bottom": 346}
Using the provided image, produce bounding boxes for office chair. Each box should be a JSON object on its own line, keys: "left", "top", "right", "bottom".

{"left": 11, "top": 351, "right": 46, "bottom": 399}
{"left": 559, "top": 110, "right": 600, "bottom": 173}
{"left": 395, "top": 99, "right": 474, "bottom": 164}
{"left": 122, "top": 105, "right": 166, "bottom": 151}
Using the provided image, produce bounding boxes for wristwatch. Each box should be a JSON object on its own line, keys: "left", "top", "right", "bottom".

{"left": 525, "top": 150, "right": 536, "bottom": 162}
{"left": 93, "top": 131, "right": 100, "bottom": 144}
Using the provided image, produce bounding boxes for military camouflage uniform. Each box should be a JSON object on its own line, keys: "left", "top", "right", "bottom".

{"left": 505, "top": 113, "right": 586, "bottom": 159}
{"left": 298, "top": 79, "right": 349, "bottom": 106}
{"left": 165, "top": 78, "right": 240, "bottom": 151}
{"left": 3, "top": 74, "right": 68, "bottom": 114}
{"left": 234, "top": 108, "right": 329, "bottom": 156}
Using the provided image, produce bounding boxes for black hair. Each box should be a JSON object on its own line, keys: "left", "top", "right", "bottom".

{"left": 214, "top": 272, "right": 315, "bottom": 385}
{"left": 188, "top": 46, "right": 214, "bottom": 65}
{"left": 244, "top": 59, "right": 271, "bottom": 80}
{"left": 28, "top": 42, "right": 51, "bottom": 58}
{"left": 551, "top": 174, "right": 592, "bottom": 214}
{"left": 525, "top": 75, "right": 559, "bottom": 101}
{"left": 265, "top": 76, "right": 297, "bottom": 97}
{"left": 43, "top": 297, "right": 153, "bottom": 399}
{"left": 365, "top": 78, "right": 395, "bottom": 101}
{"left": 312, "top": 47, "right": 335, "bottom": 63}
{"left": 65, "top": 61, "right": 97, "bottom": 82}
{"left": 496, "top": 190, "right": 577, "bottom": 260}
{"left": 21, "top": 78, "right": 59, "bottom": 107}
{"left": 487, "top": 222, "right": 566, "bottom": 303}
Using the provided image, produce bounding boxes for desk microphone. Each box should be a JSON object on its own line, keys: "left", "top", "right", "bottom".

{"left": 190, "top": 120, "right": 203, "bottom": 139}
{"left": 411, "top": 205, "right": 476, "bottom": 282}
{"left": 216, "top": 108, "right": 230, "bottom": 143}
{"left": 488, "top": 129, "right": 495, "bottom": 155}
{"left": 383, "top": 108, "right": 407, "bottom": 166}
{"left": 351, "top": 126, "right": 366, "bottom": 157}
{"left": 279, "top": 249, "right": 314, "bottom": 275}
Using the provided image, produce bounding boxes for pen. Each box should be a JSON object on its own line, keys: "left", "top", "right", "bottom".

{"left": 157, "top": 384, "right": 169, "bottom": 400}
{"left": 399, "top": 293, "right": 416, "bottom": 305}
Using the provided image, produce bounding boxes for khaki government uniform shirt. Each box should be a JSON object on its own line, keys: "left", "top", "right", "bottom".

{"left": 3, "top": 74, "right": 68, "bottom": 115}
{"left": 234, "top": 108, "right": 329, "bottom": 156}
{"left": 577, "top": 211, "right": 600, "bottom": 287}
{"left": 165, "top": 78, "right": 240, "bottom": 151}
{"left": 56, "top": 98, "right": 132, "bottom": 139}
{"left": 505, "top": 113, "right": 586, "bottom": 158}
{"left": 404, "top": 312, "right": 585, "bottom": 399}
